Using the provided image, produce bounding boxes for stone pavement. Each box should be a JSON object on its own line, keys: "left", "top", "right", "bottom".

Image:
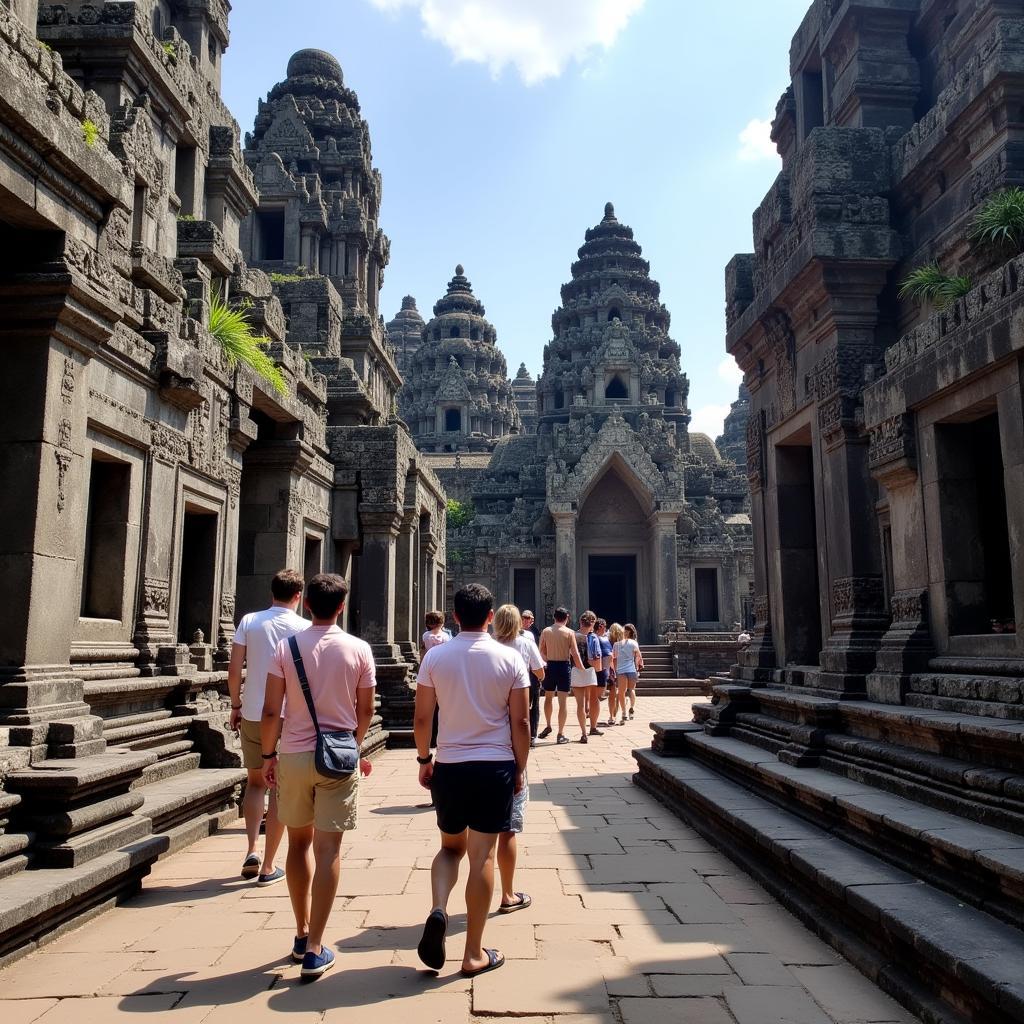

{"left": 0, "top": 697, "right": 917, "bottom": 1023}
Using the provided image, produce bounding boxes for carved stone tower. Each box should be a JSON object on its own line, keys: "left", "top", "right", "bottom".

{"left": 512, "top": 363, "right": 539, "bottom": 435}
{"left": 387, "top": 295, "right": 425, "bottom": 378}
{"left": 403, "top": 265, "right": 521, "bottom": 452}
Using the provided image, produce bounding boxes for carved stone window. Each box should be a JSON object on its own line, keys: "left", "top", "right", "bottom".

{"left": 445, "top": 408, "right": 462, "bottom": 432}
{"left": 608, "top": 307, "right": 621, "bottom": 321}
{"left": 449, "top": 326, "right": 460, "bottom": 338}
{"left": 605, "top": 375, "right": 628, "bottom": 400}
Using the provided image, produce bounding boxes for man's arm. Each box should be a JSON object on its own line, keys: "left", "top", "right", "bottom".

{"left": 260, "top": 671, "right": 285, "bottom": 786}
{"left": 413, "top": 681, "right": 437, "bottom": 789}
{"left": 509, "top": 683, "right": 531, "bottom": 792}
{"left": 538, "top": 630, "right": 548, "bottom": 659}
{"left": 570, "top": 636, "right": 584, "bottom": 670}
{"left": 227, "top": 642, "right": 245, "bottom": 731}
{"left": 588, "top": 636, "right": 602, "bottom": 669}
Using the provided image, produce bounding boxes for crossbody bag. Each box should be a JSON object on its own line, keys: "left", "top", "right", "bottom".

{"left": 287, "top": 634, "right": 359, "bottom": 779}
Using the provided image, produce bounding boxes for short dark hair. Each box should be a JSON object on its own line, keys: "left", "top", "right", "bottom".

{"left": 305, "top": 573, "right": 349, "bottom": 619}
{"left": 580, "top": 610, "right": 596, "bottom": 627}
{"left": 425, "top": 610, "right": 445, "bottom": 628}
{"left": 454, "top": 583, "right": 492, "bottom": 629}
{"left": 271, "top": 568, "right": 304, "bottom": 601}
{"left": 553, "top": 606, "right": 570, "bottom": 622}
{"left": 595, "top": 618, "right": 607, "bottom": 630}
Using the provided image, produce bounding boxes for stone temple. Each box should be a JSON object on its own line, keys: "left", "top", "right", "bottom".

{"left": 636, "top": 2, "right": 1024, "bottom": 1022}
{"left": 398, "top": 265, "right": 521, "bottom": 452}
{"left": 386, "top": 294, "right": 425, "bottom": 378}
{"left": 421, "top": 203, "right": 753, "bottom": 640}
{"left": 0, "top": 0, "right": 442, "bottom": 961}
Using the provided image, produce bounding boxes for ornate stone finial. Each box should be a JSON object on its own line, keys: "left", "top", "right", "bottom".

{"left": 455, "top": 263, "right": 464, "bottom": 276}
{"left": 603, "top": 202, "right": 616, "bottom": 221}
{"left": 401, "top": 295, "right": 417, "bottom": 310}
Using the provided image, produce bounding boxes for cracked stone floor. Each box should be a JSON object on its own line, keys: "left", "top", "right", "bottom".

{"left": 0, "top": 696, "right": 917, "bottom": 1023}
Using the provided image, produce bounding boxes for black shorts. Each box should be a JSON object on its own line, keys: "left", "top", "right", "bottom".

{"left": 432, "top": 760, "right": 515, "bottom": 834}
{"left": 595, "top": 668, "right": 608, "bottom": 688}
{"left": 544, "top": 660, "right": 571, "bottom": 693}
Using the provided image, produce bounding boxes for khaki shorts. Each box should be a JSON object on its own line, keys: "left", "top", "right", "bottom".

{"left": 239, "top": 718, "right": 264, "bottom": 770}
{"left": 277, "top": 750, "right": 359, "bottom": 833}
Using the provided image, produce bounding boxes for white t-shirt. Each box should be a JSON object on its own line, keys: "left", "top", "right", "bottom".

{"left": 513, "top": 632, "right": 545, "bottom": 676}
{"left": 422, "top": 629, "right": 452, "bottom": 652}
{"left": 233, "top": 605, "right": 309, "bottom": 721}
{"left": 417, "top": 630, "right": 530, "bottom": 763}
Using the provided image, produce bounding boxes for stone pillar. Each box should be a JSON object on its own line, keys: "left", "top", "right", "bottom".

{"left": 394, "top": 510, "right": 418, "bottom": 663}
{"left": 651, "top": 508, "right": 682, "bottom": 636}
{"left": 552, "top": 508, "right": 576, "bottom": 615}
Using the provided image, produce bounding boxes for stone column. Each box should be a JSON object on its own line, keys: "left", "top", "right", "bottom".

{"left": 552, "top": 508, "right": 576, "bottom": 615}
{"left": 651, "top": 507, "right": 682, "bottom": 636}
{"left": 394, "top": 510, "right": 418, "bottom": 663}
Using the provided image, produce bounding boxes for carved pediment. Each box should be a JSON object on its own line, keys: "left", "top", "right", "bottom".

{"left": 436, "top": 357, "right": 471, "bottom": 402}
{"left": 259, "top": 99, "right": 318, "bottom": 160}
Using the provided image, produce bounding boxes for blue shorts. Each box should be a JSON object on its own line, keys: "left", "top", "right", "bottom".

{"left": 543, "top": 661, "right": 571, "bottom": 693}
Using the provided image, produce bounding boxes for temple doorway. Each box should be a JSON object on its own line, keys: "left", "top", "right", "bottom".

{"left": 588, "top": 554, "right": 637, "bottom": 626}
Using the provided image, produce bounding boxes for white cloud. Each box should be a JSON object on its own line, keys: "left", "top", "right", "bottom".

{"left": 717, "top": 356, "right": 743, "bottom": 386}
{"left": 737, "top": 117, "right": 778, "bottom": 162}
{"left": 689, "top": 403, "right": 732, "bottom": 440}
{"left": 368, "top": 0, "right": 646, "bottom": 85}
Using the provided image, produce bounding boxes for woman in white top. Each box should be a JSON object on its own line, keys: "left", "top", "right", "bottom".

{"left": 613, "top": 622, "right": 643, "bottom": 722}
{"left": 492, "top": 604, "right": 544, "bottom": 913}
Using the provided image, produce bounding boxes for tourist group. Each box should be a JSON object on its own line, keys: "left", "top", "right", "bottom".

{"left": 227, "top": 569, "right": 644, "bottom": 982}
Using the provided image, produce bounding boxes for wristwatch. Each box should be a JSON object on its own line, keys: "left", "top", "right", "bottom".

{"left": 416, "top": 753, "right": 433, "bottom": 765}
{"left": 262, "top": 751, "right": 277, "bottom": 760}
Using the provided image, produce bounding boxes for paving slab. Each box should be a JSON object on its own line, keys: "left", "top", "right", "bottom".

{"left": 0, "top": 697, "right": 919, "bottom": 1024}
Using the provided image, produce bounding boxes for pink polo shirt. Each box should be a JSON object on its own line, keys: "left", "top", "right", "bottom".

{"left": 270, "top": 625, "right": 376, "bottom": 754}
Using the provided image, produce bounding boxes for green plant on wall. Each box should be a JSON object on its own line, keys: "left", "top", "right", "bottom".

{"left": 897, "top": 263, "right": 972, "bottom": 310}
{"left": 971, "top": 187, "right": 1024, "bottom": 253}
{"left": 208, "top": 290, "right": 288, "bottom": 396}
{"left": 446, "top": 499, "right": 475, "bottom": 530}
{"left": 162, "top": 40, "right": 177, "bottom": 58}
{"left": 81, "top": 119, "right": 99, "bottom": 148}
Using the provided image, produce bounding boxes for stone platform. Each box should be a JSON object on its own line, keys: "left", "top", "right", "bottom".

{"left": 0, "top": 697, "right": 914, "bottom": 1024}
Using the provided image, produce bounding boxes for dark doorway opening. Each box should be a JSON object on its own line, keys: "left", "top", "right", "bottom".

{"left": 302, "top": 535, "right": 323, "bottom": 621}
{"left": 81, "top": 456, "right": 131, "bottom": 619}
{"left": 257, "top": 209, "right": 285, "bottom": 261}
{"left": 588, "top": 555, "right": 637, "bottom": 627}
{"left": 937, "top": 411, "right": 1015, "bottom": 634}
{"left": 178, "top": 506, "right": 218, "bottom": 644}
{"left": 445, "top": 408, "right": 461, "bottom": 432}
{"left": 605, "top": 375, "right": 628, "bottom": 400}
{"left": 694, "top": 567, "right": 720, "bottom": 624}
{"left": 776, "top": 443, "right": 822, "bottom": 663}
{"left": 513, "top": 567, "right": 536, "bottom": 612}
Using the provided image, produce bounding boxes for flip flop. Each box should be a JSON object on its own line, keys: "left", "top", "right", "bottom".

{"left": 240, "top": 854, "right": 260, "bottom": 879}
{"left": 417, "top": 908, "right": 448, "bottom": 970}
{"left": 461, "top": 948, "right": 505, "bottom": 978}
{"left": 498, "top": 892, "right": 531, "bottom": 913}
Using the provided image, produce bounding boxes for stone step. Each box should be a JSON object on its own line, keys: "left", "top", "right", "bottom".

{"left": 634, "top": 743, "right": 1024, "bottom": 1024}
{"left": 0, "top": 834, "right": 167, "bottom": 968}
{"left": 679, "top": 727, "right": 1024, "bottom": 929}
{"left": 135, "top": 767, "right": 245, "bottom": 845}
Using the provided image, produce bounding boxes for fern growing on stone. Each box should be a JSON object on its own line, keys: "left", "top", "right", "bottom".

{"left": 208, "top": 291, "right": 287, "bottom": 396}
{"left": 897, "top": 263, "right": 972, "bottom": 310}
{"left": 971, "top": 187, "right": 1024, "bottom": 253}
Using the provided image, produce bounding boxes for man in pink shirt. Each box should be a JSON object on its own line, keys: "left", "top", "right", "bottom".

{"left": 413, "top": 584, "right": 531, "bottom": 978}
{"left": 261, "top": 574, "right": 376, "bottom": 981}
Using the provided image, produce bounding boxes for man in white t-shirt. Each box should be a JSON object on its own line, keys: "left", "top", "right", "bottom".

{"left": 413, "top": 584, "right": 531, "bottom": 979}
{"left": 228, "top": 569, "right": 308, "bottom": 885}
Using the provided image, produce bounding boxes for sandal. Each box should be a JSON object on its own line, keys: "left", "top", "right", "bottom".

{"left": 498, "top": 892, "right": 531, "bottom": 913}
{"left": 240, "top": 854, "right": 260, "bottom": 880}
{"left": 461, "top": 948, "right": 505, "bottom": 978}
{"left": 417, "top": 908, "right": 448, "bottom": 970}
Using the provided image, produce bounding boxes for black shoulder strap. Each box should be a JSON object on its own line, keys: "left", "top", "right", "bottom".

{"left": 288, "top": 634, "right": 321, "bottom": 738}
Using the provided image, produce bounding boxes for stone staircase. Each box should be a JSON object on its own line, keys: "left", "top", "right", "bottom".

{"left": 634, "top": 644, "right": 708, "bottom": 697}
{"left": 633, "top": 681, "right": 1024, "bottom": 1024}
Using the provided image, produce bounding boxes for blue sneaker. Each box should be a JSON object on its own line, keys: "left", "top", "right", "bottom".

{"left": 291, "top": 935, "right": 307, "bottom": 963}
{"left": 300, "top": 944, "right": 335, "bottom": 981}
{"left": 257, "top": 866, "right": 285, "bottom": 887}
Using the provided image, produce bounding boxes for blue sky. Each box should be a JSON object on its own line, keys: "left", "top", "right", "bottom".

{"left": 224, "top": 0, "right": 809, "bottom": 438}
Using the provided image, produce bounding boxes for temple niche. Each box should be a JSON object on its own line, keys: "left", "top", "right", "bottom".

{"left": 386, "top": 295, "right": 426, "bottom": 379}
{"left": 635, "top": 3, "right": 1024, "bottom": 1022}
{"left": 401, "top": 266, "right": 521, "bottom": 452}
{"left": 429, "top": 203, "right": 752, "bottom": 640}
{"left": 242, "top": 49, "right": 447, "bottom": 724}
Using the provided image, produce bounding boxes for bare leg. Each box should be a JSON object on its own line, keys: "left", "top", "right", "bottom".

{"left": 589, "top": 687, "right": 602, "bottom": 728}
{"left": 305, "top": 830, "right": 343, "bottom": 956}
{"left": 285, "top": 825, "right": 314, "bottom": 938}
{"left": 557, "top": 692, "right": 568, "bottom": 735}
{"left": 543, "top": 691, "right": 554, "bottom": 730}
{"left": 260, "top": 788, "right": 285, "bottom": 875}
{"left": 630, "top": 685, "right": 637, "bottom": 711}
{"left": 463, "top": 829, "right": 499, "bottom": 973}
{"left": 607, "top": 685, "right": 618, "bottom": 722}
{"left": 430, "top": 829, "right": 467, "bottom": 913}
{"left": 243, "top": 769, "right": 266, "bottom": 858}
{"left": 497, "top": 831, "right": 517, "bottom": 905}
{"left": 574, "top": 690, "right": 587, "bottom": 736}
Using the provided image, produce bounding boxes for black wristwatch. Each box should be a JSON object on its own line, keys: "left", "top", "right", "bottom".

{"left": 416, "top": 753, "right": 433, "bottom": 765}
{"left": 262, "top": 751, "right": 277, "bottom": 760}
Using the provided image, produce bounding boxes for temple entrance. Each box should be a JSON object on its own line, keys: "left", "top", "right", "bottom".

{"left": 588, "top": 555, "right": 637, "bottom": 626}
